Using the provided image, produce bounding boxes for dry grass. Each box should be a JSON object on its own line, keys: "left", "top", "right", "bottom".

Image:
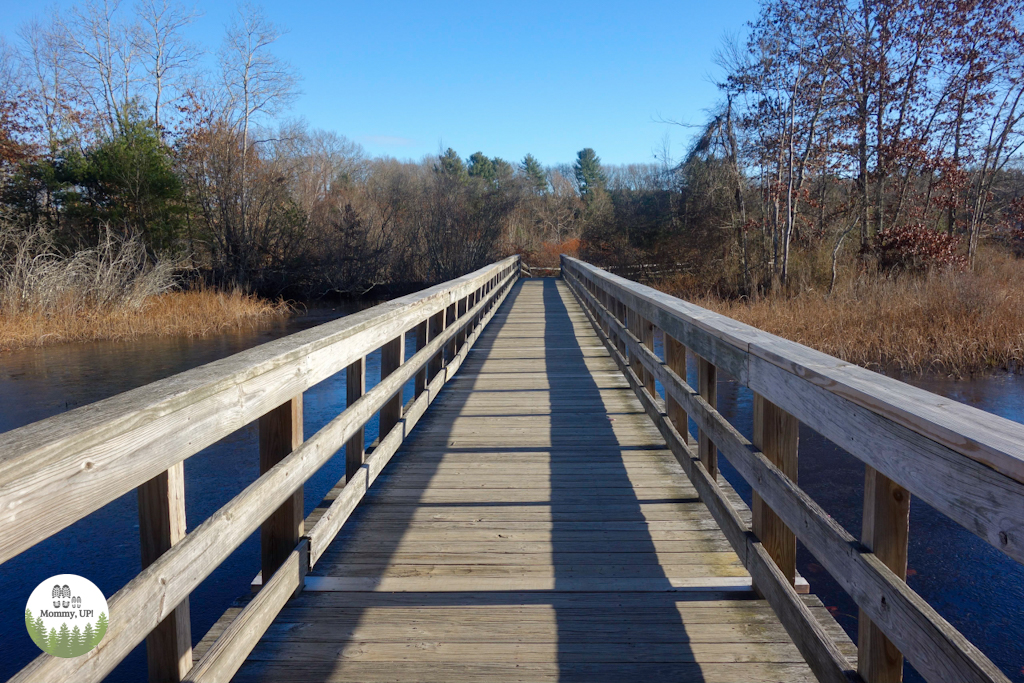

{"left": 658, "top": 248, "right": 1024, "bottom": 377}
{"left": 0, "top": 288, "right": 290, "bottom": 351}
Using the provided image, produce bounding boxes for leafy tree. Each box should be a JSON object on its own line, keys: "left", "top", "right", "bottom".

{"left": 521, "top": 154, "right": 547, "bottom": 193}
{"left": 573, "top": 148, "right": 605, "bottom": 199}
{"left": 467, "top": 152, "right": 496, "bottom": 183}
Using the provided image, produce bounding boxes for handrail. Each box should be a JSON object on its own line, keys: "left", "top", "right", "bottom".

{"left": 3, "top": 255, "right": 521, "bottom": 683}
{"left": 562, "top": 254, "right": 1022, "bottom": 683}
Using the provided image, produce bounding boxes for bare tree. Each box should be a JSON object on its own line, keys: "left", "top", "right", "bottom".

{"left": 134, "top": 0, "right": 199, "bottom": 129}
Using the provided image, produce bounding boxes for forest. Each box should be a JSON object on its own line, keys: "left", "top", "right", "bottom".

{"left": 1, "top": 0, "right": 1023, "bottom": 369}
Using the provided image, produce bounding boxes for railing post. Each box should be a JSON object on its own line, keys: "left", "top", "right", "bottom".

{"left": 639, "top": 314, "right": 655, "bottom": 395}
{"left": 697, "top": 355, "right": 718, "bottom": 479}
{"left": 258, "top": 395, "right": 304, "bottom": 597}
{"left": 428, "top": 310, "right": 445, "bottom": 381}
{"left": 444, "top": 301, "right": 458, "bottom": 363}
{"left": 414, "top": 320, "right": 429, "bottom": 396}
{"left": 859, "top": 466, "right": 911, "bottom": 683}
{"left": 455, "top": 297, "right": 468, "bottom": 351}
{"left": 664, "top": 336, "right": 689, "bottom": 446}
{"left": 379, "top": 334, "right": 405, "bottom": 438}
{"left": 345, "top": 358, "right": 365, "bottom": 481}
{"left": 138, "top": 464, "right": 192, "bottom": 682}
{"left": 752, "top": 393, "right": 798, "bottom": 589}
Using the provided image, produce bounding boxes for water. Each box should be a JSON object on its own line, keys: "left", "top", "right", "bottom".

{"left": 651, "top": 332, "right": 1024, "bottom": 683}
{"left": 0, "top": 303, "right": 426, "bottom": 682}
{"left": 2, "top": 313, "right": 1022, "bottom": 681}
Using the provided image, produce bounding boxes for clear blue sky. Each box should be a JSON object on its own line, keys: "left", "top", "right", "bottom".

{"left": 1, "top": 0, "right": 760, "bottom": 165}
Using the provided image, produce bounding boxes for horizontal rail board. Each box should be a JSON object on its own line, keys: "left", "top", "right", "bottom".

{"left": 0, "top": 257, "right": 518, "bottom": 566}
{"left": 562, "top": 257, "right": 1024, "bottom": 566}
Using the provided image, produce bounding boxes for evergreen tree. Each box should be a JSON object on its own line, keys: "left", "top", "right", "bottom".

{"left": 435, "top": 148, "right": 467, "bottom": 181}
{"left": 83, "top": 623, "right": 95, "bottom": 651}
{"left": 94, "top": 612, "right": 109, "bottom": 646}
{"left": 492, "top": 157, "right": 514, "bottom": 186}
{"left": 25, "top": 609, "right": 43, "bottom": 649}
{"left": 34, "top": 615, "right": 47, "bottom": 650}
{"left": 573, "top": 148, "right": 606, "bottom": 199}
{"left": 70, "top": 625, "right": 85, "bottom": 657}
{"left": 467, "top": 152, "right": 496, "bottom": 183}
{"left": 521, "top": 154, "right": 548, "bottom": 193}
{"left": 48, "top": 627, "right": 58, "bottom": 653}
{"left": 57, "top": 623, "right": 71, "bottom": 658}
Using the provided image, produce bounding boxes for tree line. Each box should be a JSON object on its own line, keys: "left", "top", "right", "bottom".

{"left": 1, "top": 0, "right": 1022, "bottom": 301}
{"left": 25, "top": 609, "right": 108, "bottom": 657}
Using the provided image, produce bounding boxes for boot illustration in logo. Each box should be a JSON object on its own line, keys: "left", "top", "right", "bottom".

{"left": 52, "top": 585, "right": 61, "bottom": 608}
{"left": 61, "top": 585, "right": 70, "bottom": 608}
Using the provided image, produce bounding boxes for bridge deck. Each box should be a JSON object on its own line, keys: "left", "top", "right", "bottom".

{"left": 220, "top": 279, "right": 855, "bottom": 682}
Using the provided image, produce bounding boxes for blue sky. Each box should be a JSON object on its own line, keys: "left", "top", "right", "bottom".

{"left": 1, "top": 0, "right": 760, "bottom": 165}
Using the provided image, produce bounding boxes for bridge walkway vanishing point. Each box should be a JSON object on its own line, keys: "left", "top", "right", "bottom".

{"left": 212, "top": 278, "right": 856, "bottom": 682}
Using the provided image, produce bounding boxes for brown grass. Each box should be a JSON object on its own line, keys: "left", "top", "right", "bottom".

{"left": 0, "top": 289, "right": 290, "bottom": 351}
{"left": 657, "top": 248, "right": 1024, "bottom": 377}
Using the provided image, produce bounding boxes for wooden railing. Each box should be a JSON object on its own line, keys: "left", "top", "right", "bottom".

{"left": 562, "top": 254, "right": 1024, "bottom": 683}
{"left": 0, "top": 256, "right": 521, "bottom": 683}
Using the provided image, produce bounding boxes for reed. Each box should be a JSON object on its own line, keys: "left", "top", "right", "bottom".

{"left": 658, "top": 249, "right": 1024, "bottom": 377}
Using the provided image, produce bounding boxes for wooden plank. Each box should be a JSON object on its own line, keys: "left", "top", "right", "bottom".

{"left": 344, "top": 358, "right": 365, "bottom": 481}
{"left": 698, "top": 355, "right": 718, "bottom": 480}
{"left": 566, "top": 270, "right": 1011, "bottom": 683}
{"left": 752, "top": 394, "right": 798, "bottom": 588}
{"left": 378, "top": 335, "right": 405, "bottom": 438}
{"left": 137, "top": 463, "right": 192, "bottom": 683}
{"left": 259, "top": 397, "right": 304, "bottom": 597}
{"left": 183, "top": 541, "right": 307, "bottom": 683}
{"left": 8, "top": 265, "right": 520, "bottom": 683}
{"left": 858, "top": 466, "right": 911, "bottom": 683}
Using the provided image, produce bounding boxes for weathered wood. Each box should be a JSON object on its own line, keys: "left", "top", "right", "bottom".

{"left": 259, "top": 397, "right": 304, "bottom": 597}
{"left": 566, "top": 274, "right": 857, "bottom": 683}
{"left": 564, "top": 264, "right": 1011, "bottom": 683}
{"left": 0, "top": 256, "right": 519, "bottom": 567}
{"left": 138, "top": 463, "right": 192, "bottom": 683}
{"left": 344, "top": 358, "right": 365, "bottom": 481}
{"left": 427, "top": 311, "right": 445, "bottom": 382}
{"left": 378, "top": 335, "right": 405, "bottom": 438}
{"left": 413, "top": 320, "right": 428, "bottom": 396}
{"left": 698, "top": 355, "right": 718, "bottom": 480}
{"left": 752, "top": 394, "right": 798, "bottom": 589}
{"left": 184, "top": 541, "right": 307, "bottom": 683}
{"left": 444, "top": 302, "right": 457, "bottom": 362}
{"left": 665, "top": 335, "right": 689, "bottom": 446}
{"left": 561, "top": 256, "right": 1024, "bottom": 567}
{"left": 7, "top": 264, "right": 520, "bottom": 683}
{"left": 859, "top": 466, "right": 911, "bottom": 683}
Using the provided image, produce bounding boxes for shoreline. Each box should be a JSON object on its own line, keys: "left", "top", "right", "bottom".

{"left": 0, "top": 290, "right": 291, "bottom": 353}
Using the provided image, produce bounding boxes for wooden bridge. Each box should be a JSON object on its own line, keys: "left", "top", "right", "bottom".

{"left": 2, "top": 255, "right": 1022, "bottom": 683}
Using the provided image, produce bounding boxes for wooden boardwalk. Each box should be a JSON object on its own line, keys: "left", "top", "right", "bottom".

{"left": 217, "top": 278, "right": 854, "bottom": 682}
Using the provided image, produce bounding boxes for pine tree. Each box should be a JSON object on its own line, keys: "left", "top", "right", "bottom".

{"left": 83, "top": 623, "right": 95, "bottom": 652}
{"left": 573, "top": 148, "right": 606, "bottom": 199}
{"left": 48, "top": 627, "right": 58, "bottom": 654}
{"left": 34, "top": 615, "right": 47, "bottom": 650}
{"left": 94, "top": 612, "right": 109, "bottom": 646}
{"left": 435, "top": 148, "right": 467, "bottom": 181}
{"left": 57, "top": 623, "right": 71, "bottom": 658}
{"left": 25, "top": 609, "right": 43, "bottom": 649}
{"left": 521, "top": 154, "right": 548, "bottom": 193}
{"left": 467, "top": 152, "right": 496, "bottom": 183}
{"left": 70, "top": 625, "right": 85, "bottom": 657}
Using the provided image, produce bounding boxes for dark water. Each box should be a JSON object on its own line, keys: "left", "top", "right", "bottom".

{"left": 651, "top": 332, "right": 1024, "bottom": 683}
{"left": 2, "top": 310, "right": 1022, "bottom": 682}
{"left": 0, "top": 303, "right": 427, "bottom": 682}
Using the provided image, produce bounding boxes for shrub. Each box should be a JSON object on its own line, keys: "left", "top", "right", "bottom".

{"left": 869, "top": 224, "right": 967, "bottom": 274}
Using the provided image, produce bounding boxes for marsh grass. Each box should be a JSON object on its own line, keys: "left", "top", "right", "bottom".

{"left": 0, "top": 223, "right": 289, "bottom": 351}
{"left": 658, "top": 248, "right": 1024, "bottom": 377}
